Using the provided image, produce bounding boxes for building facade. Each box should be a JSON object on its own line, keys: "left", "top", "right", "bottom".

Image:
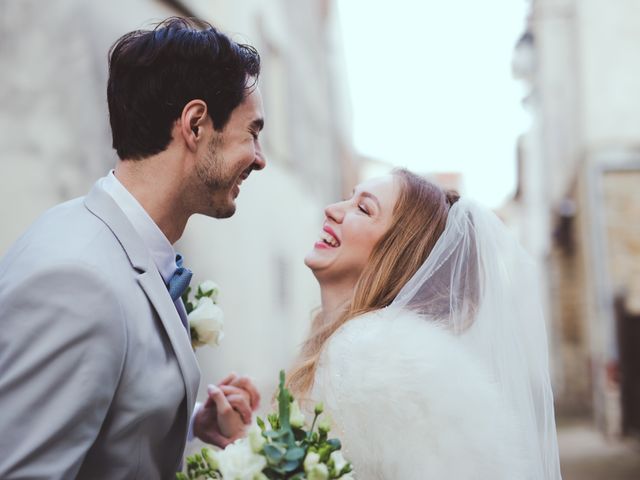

{"left": 511, "top": 0, "right": 640, "bottom": 436}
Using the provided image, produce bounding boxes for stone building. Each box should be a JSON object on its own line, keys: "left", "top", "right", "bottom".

{"left": 0, "top": 0, "right": 356, "bottom": 412}
{"left": 510, "top": 0, "right": 640, "bottom": 436}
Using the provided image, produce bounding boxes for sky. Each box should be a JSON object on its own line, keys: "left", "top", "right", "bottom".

{"left": 336, "top": 0, "right": 530, "bottom": 208}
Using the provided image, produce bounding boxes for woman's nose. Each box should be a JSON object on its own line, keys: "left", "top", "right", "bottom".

{"left": 324, "top": 201, "right": 344, "bottom": 223}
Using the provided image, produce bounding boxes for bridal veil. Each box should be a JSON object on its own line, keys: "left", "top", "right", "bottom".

{"left": 391, "top": 198, "right": 563, "bottom": 479}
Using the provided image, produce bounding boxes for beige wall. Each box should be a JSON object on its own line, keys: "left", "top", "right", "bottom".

{"left": 0, "top": 0, "right": 351, "bottom": 412}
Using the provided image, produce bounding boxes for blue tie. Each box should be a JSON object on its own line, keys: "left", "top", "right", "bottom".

{"left": 167, "top": 254, "right": 192, "bottom": 302}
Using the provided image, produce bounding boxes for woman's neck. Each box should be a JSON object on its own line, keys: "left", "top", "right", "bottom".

{"left": 318, "top": 280, "right": 355, "bottom": 326}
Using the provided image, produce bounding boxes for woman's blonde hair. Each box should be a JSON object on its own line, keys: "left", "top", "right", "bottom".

{"left": 287, "top": 168, "right": 458, "bottom": 396}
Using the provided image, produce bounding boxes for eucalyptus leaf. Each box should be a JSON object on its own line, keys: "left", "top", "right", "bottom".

{"left": 284, "top": 447, "right": 306, "bottom": 462}
{"left": 264, "top": 444, "right": 285, "bottom": 463}
{"left": 327, "top": 438, "right": 342, "bottom": 450}
{"left": 282, "top": 459, "right": 301, "bottom": 472}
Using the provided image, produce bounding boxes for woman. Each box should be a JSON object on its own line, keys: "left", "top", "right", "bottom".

{"left": 288, "top": 169, "right": 562, "bottom": 479}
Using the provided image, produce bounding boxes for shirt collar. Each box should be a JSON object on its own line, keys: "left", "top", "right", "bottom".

{"left": 98, "top": 171, "right": 177, "bottom": 283}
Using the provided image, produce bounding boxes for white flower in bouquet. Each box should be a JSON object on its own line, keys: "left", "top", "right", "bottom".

{"left": 248, "top": 425, "right": 266, "bottom": 453}
{"left": 217, "top": 439, "right": 267, "bottom": 480}
{"left": 306, "top": 463, "right": 329, "bottom": 480}
{"left": 303, "top": 451, "right": 320, "bottom": 472}
{"left": 288, "top": 399, "right": 305, "bottom": 429}
{"left": 329, "top": 451, "right": 348, "bottom": 475}
{"left": 189, "top": 297, "right": 224, "bottom": 348}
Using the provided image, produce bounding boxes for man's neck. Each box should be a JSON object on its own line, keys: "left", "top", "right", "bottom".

{"left": 114, "top": 155, "right": 190, "bottom": 244}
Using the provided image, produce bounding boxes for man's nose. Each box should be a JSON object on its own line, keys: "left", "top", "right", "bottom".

{"left": 253, "top": 143, "right": 266, "bottom": 170}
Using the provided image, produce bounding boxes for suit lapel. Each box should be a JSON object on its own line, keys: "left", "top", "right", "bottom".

{"left": 83, "top": 182, "right": 200, "bottom": 424}
{"left": 137, "top": 271, "right": 200, "bottom": 415}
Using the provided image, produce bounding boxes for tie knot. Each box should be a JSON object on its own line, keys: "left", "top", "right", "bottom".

{"left": 168, "top": 254, "right": 192, "bottom": 302}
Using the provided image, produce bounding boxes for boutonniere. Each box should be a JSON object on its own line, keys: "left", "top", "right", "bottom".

{"left": 182, "top": 280, "right": 224, "bottom": 349}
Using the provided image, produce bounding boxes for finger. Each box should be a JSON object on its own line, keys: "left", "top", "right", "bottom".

{"left": 207, "top": 384, "right": 233, "bottom": 418}
{"left": 219, "top": 384, "right": 250, "bottom": 401}
{"left": 222, "top": 386, "right": 252, "bottom": 425}
{"left": 219, "top": 372, "right": 238, "bottom": 386}
{"left": 209, "top": 430, "right": 232, "bottom": 449}
{"left": 220, "top": 385, "right": 251, "bottom": 405}
{"left": 230, "top": 375, "right": 261, "bottom": 410}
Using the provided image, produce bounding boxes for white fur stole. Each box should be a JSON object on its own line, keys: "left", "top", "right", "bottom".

{"left": 312, "top": 308, "right": 528, "bottom": 479}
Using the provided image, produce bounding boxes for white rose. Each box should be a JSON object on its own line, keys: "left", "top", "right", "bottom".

{"left": 217, "top": 439, "right": 267, "bottom": 480}
{"left": 289, "top": 400, "right": 305, "bottom": 429}
{"left": 307, "top": 463, "right": 329, "bottom": 480}
{"left": 188, "top": 297, "right": 224, "bottom": 347}
{"left": 329, "top": 451, "right": 348, "bottom": 474}
{"left": 303, "top": 451, "right": 320, "bottom": 472}
{"left": 198, "top": 280, "right": 219, "bottom": 302}
{"left": 248, "top": 425, "right": 266, "bottom": 453}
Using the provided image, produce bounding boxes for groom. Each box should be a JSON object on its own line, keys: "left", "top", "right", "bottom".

{"left": 0, "top": 18, "right": 264, "bottom": 479}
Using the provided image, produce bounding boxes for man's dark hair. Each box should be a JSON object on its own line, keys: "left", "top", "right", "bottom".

{"left": 107, "top": 17, "right": 260, "bottom": 160}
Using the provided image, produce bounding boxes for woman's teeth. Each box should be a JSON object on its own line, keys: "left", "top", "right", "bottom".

{"left": 320, "top": 230, "right": 339, "bottom": 247}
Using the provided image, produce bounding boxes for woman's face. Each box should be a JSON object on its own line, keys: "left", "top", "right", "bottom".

{"left": 305, "top": 175, "right": 400, "bottom": 284}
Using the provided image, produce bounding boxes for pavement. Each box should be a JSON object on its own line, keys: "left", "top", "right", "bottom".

{"left": 558, "top": 421, "right": 640, "bottom": 479}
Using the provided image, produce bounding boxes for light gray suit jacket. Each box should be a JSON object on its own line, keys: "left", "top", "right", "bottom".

{"left": 0, "top": 182, "right": 201, "bottom": 479}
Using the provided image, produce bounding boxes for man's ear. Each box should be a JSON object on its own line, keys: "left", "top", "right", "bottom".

{"left": 180, "top": 100, "right": 208, "bottom": 152}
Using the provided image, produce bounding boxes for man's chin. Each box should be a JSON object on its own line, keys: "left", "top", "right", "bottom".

{"left": 215, "top": 204, "right": 236, "bottom": 219}
{"left": 203, "top": 200, "right": 236, "bottom": 219}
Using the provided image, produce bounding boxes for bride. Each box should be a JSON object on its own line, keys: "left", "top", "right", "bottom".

{"left": 288, "top": 168, "right": 562, "bottom": 479}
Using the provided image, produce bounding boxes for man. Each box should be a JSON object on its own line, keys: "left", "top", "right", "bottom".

{"left": 0, "top": 17, "right": 265, "bottom": 479}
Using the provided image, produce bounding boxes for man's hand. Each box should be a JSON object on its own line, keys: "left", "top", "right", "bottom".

{"left": 193, "top": 373, "right": 261, "bottom": 448}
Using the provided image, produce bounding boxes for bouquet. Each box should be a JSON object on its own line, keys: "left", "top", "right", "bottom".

{"left": 177, "top": 371, "right": 353, "bottom": 480}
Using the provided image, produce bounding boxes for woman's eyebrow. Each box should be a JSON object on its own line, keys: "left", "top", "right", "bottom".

{"left": 358, "top": 191, "right": 380, "bottom": 209}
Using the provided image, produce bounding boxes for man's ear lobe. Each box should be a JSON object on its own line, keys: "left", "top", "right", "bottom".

{"left": 181, "top": 100, "right": 208, "bottom": 151}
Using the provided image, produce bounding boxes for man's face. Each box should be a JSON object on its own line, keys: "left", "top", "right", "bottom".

{"left": 195, "top": 87, "right": 265, "bottom": 218}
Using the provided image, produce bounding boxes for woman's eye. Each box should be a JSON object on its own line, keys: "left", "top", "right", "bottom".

{"left": 358, "top": 204, "right": 369, "bottom": 215}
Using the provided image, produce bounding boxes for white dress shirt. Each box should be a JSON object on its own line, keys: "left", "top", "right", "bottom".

{"left": 99, "top": 171, "right": 177, "bottom": 283}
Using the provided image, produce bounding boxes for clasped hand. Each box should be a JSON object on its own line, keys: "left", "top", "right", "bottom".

{"left": 192, "top": 372, "right": 261, "bottom": 448}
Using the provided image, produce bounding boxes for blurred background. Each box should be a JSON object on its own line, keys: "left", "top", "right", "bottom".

{"left": 1, "top": 0, "right": 639, "bottom": 477}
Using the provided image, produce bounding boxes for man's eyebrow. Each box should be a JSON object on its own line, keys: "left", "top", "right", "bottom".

{"left": 250, "top": 118, "right": 264, "bottom": 131}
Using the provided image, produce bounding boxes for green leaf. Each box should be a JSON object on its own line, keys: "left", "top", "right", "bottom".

{"left": 267, "top": 413, "right": 280, "bottom": 430}
{"left": 282, "top": 459, "right": 301, "bottom": 472}
{"left": 264, "top": 444, "right": 285, "bottom": 464}
{"left": 190, "top": 327, "right": 199, "bottom": 342}
{"left": 277, "top": 370, "right": 292, "bottom": 431}
{"left": 284, "top": 446, "right": 306, "bottom": 462}
{"left": 256, "top": 416, "right": 266, "bottom": 431}
{"left": 326, "top": 438, "right": 342, "bottom": 450}
{"left": 264, "top": 430, "right": 284, "bottom": 440}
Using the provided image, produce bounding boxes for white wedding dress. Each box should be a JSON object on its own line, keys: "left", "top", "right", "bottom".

{"left": 311, "top": 198, "right": 562, "bottom": 479}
